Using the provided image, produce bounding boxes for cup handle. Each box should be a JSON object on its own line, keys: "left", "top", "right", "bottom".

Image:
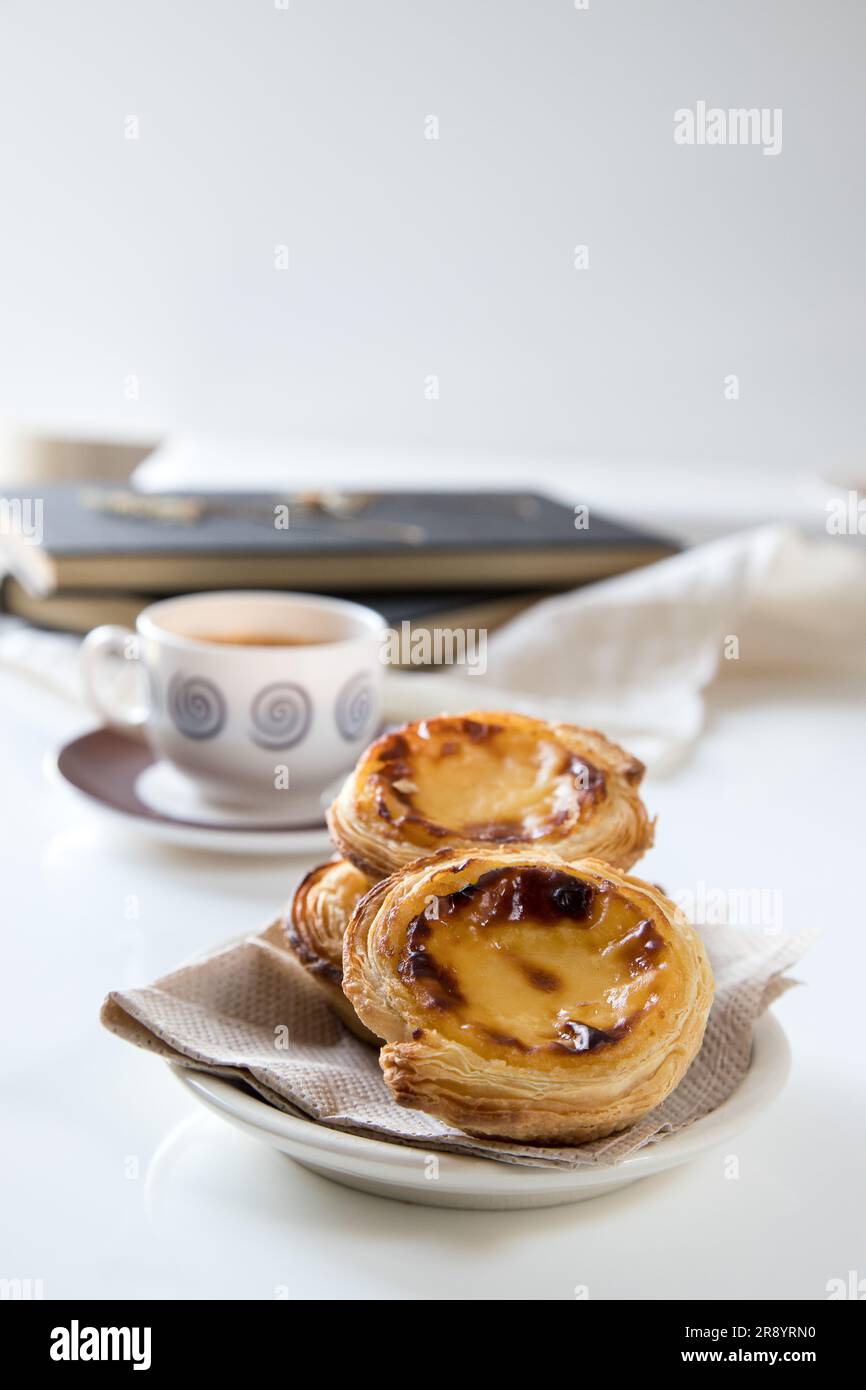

{"left": 80, "top": 625, "right": 150, "bottom": 734}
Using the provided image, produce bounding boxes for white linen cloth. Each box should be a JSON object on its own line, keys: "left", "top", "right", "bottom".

{"left": 385, "top": 524, "right": 866, "bottom": 767}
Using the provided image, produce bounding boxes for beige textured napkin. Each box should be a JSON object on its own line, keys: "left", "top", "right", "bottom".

{"left": 101, "top": 919, "right": 807, "bottom": 1171}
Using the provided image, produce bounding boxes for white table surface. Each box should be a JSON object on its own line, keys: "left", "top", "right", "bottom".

{"left": 1, "top": 662, "right": 863, "bottom": 1301}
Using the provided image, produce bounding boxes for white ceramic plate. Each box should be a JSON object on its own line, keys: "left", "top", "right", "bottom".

{"left": 172, "top": 1013, "right": 790, "bottom": 1209}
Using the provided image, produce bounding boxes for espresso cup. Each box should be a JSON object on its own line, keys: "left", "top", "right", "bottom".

{"left": 80, "top": 590, "right": 386, "bottom": 815}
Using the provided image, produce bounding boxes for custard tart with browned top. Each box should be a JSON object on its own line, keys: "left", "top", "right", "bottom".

{"left": 327, "top": 710, "right": 653, "bottom": 878}
{"left": 342, "top": 848, "right": 713, "bottom": 1143}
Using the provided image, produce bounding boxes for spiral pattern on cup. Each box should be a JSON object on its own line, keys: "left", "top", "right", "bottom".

{"left": 335, "top": 670, "right": 376, "bottom": 741}
{"left": 249, "top": 682, "right": 312, "bottom": 749}
{"left": 167, "top": 673, "right": 226, "bottom": 740}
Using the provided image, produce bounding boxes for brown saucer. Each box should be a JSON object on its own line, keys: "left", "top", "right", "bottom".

{"left": 53, "top": 728, "right": 334, "bottom": 855}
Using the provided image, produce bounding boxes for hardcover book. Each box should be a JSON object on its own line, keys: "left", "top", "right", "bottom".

{"left": 0, "top": 486, "right": 676, "bottom": 597}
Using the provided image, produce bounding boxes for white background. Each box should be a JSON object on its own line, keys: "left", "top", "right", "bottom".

{"left": 1, "top": 2, "right": 864, "bottom": 1302}
{"left": 0, "top": 0, "right": 864, "bottom": 475}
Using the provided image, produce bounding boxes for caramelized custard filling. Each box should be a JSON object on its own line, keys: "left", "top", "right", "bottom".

{"left": 372, "top": 719, "right": 604, "bottom": 844}
{"left": 397, "top": 866, "right": 666, "bottom": 1062}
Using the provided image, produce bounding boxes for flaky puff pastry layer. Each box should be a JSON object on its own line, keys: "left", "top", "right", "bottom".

{"left": 285, "top": 859, "right": 379, "bottom": 1043}
{"left": 342, "top": 849, "right": 713, "bottom": 1144}
{"left": 328, "top": 711, "right": 654, "bottom": 879}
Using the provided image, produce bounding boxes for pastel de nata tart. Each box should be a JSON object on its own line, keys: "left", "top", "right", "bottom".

{"left": 327, "top": 711, "right": 653, "bottom": 879}
{"left": 342, "top": 849, "right": 713, "bottom": 1144}
{"left": 284, "top": 859, "right": 378, "bottom": 1043}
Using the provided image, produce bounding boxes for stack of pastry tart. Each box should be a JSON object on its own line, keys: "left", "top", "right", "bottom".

{"left": 284, "top": 710, "right": 713, "bottom": 1146}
